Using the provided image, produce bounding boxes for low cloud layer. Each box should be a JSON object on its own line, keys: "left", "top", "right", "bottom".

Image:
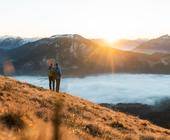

{"left": 15, "top": 74, "right": 170, "bottom": 105}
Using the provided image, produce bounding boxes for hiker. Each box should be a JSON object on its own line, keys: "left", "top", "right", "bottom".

{"left": 55, "top": 63, "right": 62, "bottom": 92}
{"left": 48, "top": 63, "right": 55, "bottom": 91}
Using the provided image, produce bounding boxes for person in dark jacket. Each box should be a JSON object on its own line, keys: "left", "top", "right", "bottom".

{"left": 48, "top": 64, "right": 55, "bottom": 91}
{"left": 55, "top": 63, "right": 62, "bottom": 92}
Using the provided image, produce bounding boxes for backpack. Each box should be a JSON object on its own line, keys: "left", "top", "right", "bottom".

{"left": 55, "top": 66, "right": 61, "bottom": 77}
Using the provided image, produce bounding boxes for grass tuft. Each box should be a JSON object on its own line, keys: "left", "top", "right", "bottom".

{"left": 110, "top": 121, "right": 127, "bottom": 130}
{"left": 0, "top": 112, "right": 25, "bottom": 131}
{"left": 139, "top": 135, "right": 155, "bottom": 140}
{"left": 2, "top": 82, "right": 12, "bottom": 91}
{"left": 84, "top": 124, "right": 102, "bottom": 137}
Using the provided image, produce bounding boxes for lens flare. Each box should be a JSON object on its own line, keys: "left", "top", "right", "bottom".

{"left": 3, "top": 60, "right": 15, "bottom": 75}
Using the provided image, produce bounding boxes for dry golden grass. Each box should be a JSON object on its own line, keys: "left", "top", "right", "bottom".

{"left": 0, "top": 76, "right": 169, "bottom": 140}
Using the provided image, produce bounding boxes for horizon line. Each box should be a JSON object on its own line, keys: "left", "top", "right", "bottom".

{"left": 0, "top": 33, "right": 169, "bottom": 42}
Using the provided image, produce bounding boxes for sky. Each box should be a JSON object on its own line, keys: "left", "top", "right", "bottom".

{"left": 0, "top": 0, "right": 170, "bottom": 41}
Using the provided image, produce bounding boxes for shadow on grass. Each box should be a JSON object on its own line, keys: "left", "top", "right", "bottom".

{"left": 0, "top": 112, "right": 25, "bottom": 131}
{"left": 52, "top": 100, "right": 64, "bottom": 140}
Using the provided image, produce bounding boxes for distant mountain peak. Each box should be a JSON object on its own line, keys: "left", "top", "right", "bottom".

{"left": 159, "top": 34, "right": 170, "bottom": 40}
{"left": 51, "top": 34, "right": 73, "bottom": 38}
{"left": 134, "top": 34, "right": 170, "bottom": 54}
{"left": 0, "top": 36, "right": 38, "bottom": 50}
{"left": 50, "top": 34, "right": 84, "bottom": 39}
{"left": 112, "top": 39, "right": 146, "bottom": 51}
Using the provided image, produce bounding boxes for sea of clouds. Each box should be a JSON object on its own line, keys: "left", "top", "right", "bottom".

{"left": 14, "top": 74, "right": 170, "bottom": 105}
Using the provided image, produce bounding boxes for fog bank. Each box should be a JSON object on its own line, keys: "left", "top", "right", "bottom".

{"left": 14, "top": 74, "right": 170, "bottom": 105}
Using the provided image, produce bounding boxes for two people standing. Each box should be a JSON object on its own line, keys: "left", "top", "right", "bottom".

{"left": 48, "top": 63, "right": 62, "bottom": 92}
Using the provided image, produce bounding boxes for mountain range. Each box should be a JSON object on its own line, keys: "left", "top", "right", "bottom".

{"left": 112, "top": 39, "right": 146, "bottom": 51}
{"left": 1, "top": 34, "right": 170, "bottom": 75}
{"left": 0, "top": 36, "right": 38, "bottom": 50}
{"left": 134, "top": 35, "right": 170, "bottom": 54}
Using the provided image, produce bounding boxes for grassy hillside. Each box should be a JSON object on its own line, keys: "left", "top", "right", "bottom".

{"left": 0, "top": 76, "right": 169, "bottom": 140}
